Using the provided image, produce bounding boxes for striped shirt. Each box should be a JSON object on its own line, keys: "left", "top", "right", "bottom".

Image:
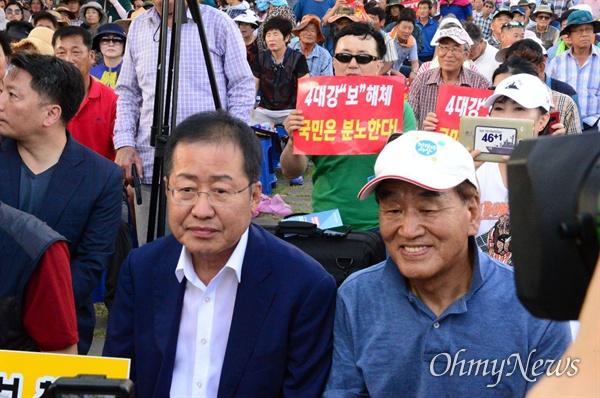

{"left": 547, "top": 46, "right": 600, "bottom": 127}
{"left": 408, "top": 67, "right": 490, "bottom": 129}
{"left": 113, "top": 5, "right": 255, "bottom": 184}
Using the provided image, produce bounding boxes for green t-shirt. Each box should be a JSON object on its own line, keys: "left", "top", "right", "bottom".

{"left": 310, "top": 102, "right": 417, "bottom": 231}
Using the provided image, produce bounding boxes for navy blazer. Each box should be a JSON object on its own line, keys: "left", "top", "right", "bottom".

{"left": 104, "top": 224, "right": 337, "bottom": 397}
{"left": 0, "top": 134, "right": 123, "bottom": 354}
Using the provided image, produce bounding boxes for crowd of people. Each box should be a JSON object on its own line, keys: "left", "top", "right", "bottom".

{"left": 0, "top": 0, "right": 598, "bottom": 395}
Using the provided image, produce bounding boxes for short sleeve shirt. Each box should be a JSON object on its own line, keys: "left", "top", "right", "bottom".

{"left": 252, "top": 48, "right": 309, "bottom": 110}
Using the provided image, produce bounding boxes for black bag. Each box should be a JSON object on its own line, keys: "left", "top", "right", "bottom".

{"left": 275, "top": 221, "right": 387, "bottom": 286}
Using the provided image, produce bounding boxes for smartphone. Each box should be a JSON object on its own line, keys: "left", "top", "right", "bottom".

{"left": 132, "top": 164, "right": 143, "bottom": 205}
{"left": 459, "top": 117, "right": 535, "bottom": 162}
{"left": 547, "top": 110, "right": 560, "bottom": 132}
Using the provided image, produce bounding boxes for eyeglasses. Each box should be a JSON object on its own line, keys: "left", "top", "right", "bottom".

{"left": 570, "top": 26, "right": 594, "bottom": 35}
{"left": 437, "top": 44, "right": 467, "bottom": 56}
{"left": 100, "top": 36, "right": 125, "bottom": 44}
{"left": 6, "top": 8, "right": 22, "bottom": 14}
{"left": 536, "top": 15, "right": 552, "bottom": 20}
{"left": 334, "top": 52, "right": 379, "bottom": 64}
{"left": 167, "top": 183, "right": 254, "bottom": 206}
{"left": 502, "top": 21, "right": 525, "bottom": 28}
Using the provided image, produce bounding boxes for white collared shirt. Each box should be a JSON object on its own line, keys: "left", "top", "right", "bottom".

{"left": 170, "top": 229, "right": 249, "bottom": 398}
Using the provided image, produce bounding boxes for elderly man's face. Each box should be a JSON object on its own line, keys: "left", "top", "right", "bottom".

{"left": 569, "top": 23, "right": 594, "bottom": 49}
{"left": 535, "top": 12, "right": 552, "bottom": 28}
{"left": 299, "top": 22, "right": 319, "bottom": 46}
{"left": 377, "top": 180, "right": 480, "bottom": 282}
{"left": 54, "top": 35, "right": 94, "bottom": 78}
{"left": 491, "top": 14, "right": 511, "bottom": 35}
{"left": 500, "top": 26, "right": 524, "bottom": 48}
{"left": 437, "top": 37, "right": 469, "bottom": 73}
{"left": 165, "top": 141, "right": 261, "bottom": 268}
{"left": 333, "top": 34, "right": 382, "bottom": 76}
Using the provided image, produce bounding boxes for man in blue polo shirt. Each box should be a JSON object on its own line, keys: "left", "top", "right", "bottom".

{"left": 323, "top": 131, "right": 571, "bottom": 397}
{"left": 417, "top": 0, "right": 439, "bottom": 62}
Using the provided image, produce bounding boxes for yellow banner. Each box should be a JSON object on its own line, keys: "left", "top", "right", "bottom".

{"left": 0, "top": 350, "right": 129, "bottom": 398}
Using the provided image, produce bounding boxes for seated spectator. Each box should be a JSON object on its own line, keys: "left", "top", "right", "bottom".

{"left": 417, "top": 16, "right": 481, "bottom": 74}
{"left": 11, "top": 26, "right": 54, "bottom": 54}
{"left": 496, "top": 38, "right": 581, "bottom": 134}
{"left": 322, "top": 129, "right": 571, "bottom": 396}
{"left": 383, "top": 0, "right": 403, "bottom": 31}
{"left": 289, "top": 14, "right": 333, "bottom": 77}
{"left": 32, "top": 10, "right": 64, "bottom": 30}
{"left": 79, "top": 1, "right": 107, "bottom": 36}
{"left": 547, "top": 10, "right": 600, "bottom": 132}
{"left": 464, "top": 21, "right": 498, "bottom": 82}
{"left": 473, "top": 0, "right": 494, "bottom": 39}
{"left": 475, "top": 67, "right": 566, "bottom": 264}
{"left": 251, "top": 16, "right": 309, "bottom": 126}
{"left": 488, "top": 7, "right": 512, "bottom": 48}
{"left": 528, "top": 5, "right": 560, "bottom": 49}
{"left": 0, "top": 201, "right": 78, "bottom": 354}
{"left": 90, "top": 23, "right": 127, "bottom": 88}
{"left": 367, "top": 6, "right": 398, "bottom": 75}
{"left": 66, "top": 0, "right": 83, "bottom": 25}
{"left": 55, "top": 3, "right": 77, "bottom": 25}
{"left": 5, "top": 1, "right": 24, "bottom": 22}
{"left": 28, "top": 0, "right": 46, "bottom": 20}
{"left": 255, "top": 0, "right": 296, "bottom": 51}
{"left": 389, "top": 14, "right": 419, "bottom": 79}
{"left": 233, "top": 10, "right": 260, "bottom": 67}
{"left": 281, "top": 23, "right": 417, "bottom": 231}
{"left": 409, "top": 26, "right": 489, "bottom": 129}
{"left": 499, "top": 20, "right": 524, "bottom": 48}
{"left": 416, "top": 0, "right": 439, "bottom": 62}
{"left": 322, "top": 5, "right": 359, "bottom": 55}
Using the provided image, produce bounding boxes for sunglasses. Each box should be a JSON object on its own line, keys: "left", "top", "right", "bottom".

{"left": 334, "top": 52, "right": 379, "bottom": 64}
{"left": 6, "top": 8, "right": 22, "bottom": 13}
{"left": 100, "top": 36, "right": 125, "bottom": 44}
{"left": 537, "top": 14, "right": 552, "bottom": 20}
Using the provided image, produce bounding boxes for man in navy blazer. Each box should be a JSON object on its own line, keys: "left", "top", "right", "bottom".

{"left": 0, "top": 53, "right": 122, "bottom": 354}
{"left": 104, "top": 111, "right": 337, "bottom": 397}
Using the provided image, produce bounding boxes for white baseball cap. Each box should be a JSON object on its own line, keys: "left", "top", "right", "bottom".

{"left": 233, "top": 10, "right": 260, "bottom": 27}
{"left": 483, "top": 73, "right": 552, "bottom": 112}
{"left": 431, "top": 27, "right": 474, "bottom": 46}
{"left": 357, "top": 131, "right": 479, "bottom": 200}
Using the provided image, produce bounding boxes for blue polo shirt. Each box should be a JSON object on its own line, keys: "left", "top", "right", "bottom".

{"left": 416, "top": 16, "right": 439, "bottom": 58}
{"left": 324, "top": 240, "right": 572, "bottom": 397}
{"left": 440, "top": 3, "right": 473, "bottom": 21}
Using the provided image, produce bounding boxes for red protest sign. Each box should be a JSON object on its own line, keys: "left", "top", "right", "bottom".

{"left": 294, "top": 76, "right": 405, "bottom": 155}
{"left": 401, "top": 0, "right": 419, "bottom": 10}
{"left": 435, "top": 85, "right": 493, "bottom": 140}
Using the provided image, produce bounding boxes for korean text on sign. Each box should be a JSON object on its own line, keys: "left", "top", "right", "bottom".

{"left": 435, "top": 85, "right": 493, "bottom": 141}
{"left": 295, "top": 76, "right": 406, "bottom": 155}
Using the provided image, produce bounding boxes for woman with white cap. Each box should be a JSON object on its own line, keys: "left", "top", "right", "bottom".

{"left": 474, "top": 69, "right": 565, "bottom": 265}
{"left": 233, "top": 9, "right": 260, "bottom": 66}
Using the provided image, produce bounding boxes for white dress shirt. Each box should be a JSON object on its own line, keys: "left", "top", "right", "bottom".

{"left": 170, "top": 229, "right": 249, "bottom": 397}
